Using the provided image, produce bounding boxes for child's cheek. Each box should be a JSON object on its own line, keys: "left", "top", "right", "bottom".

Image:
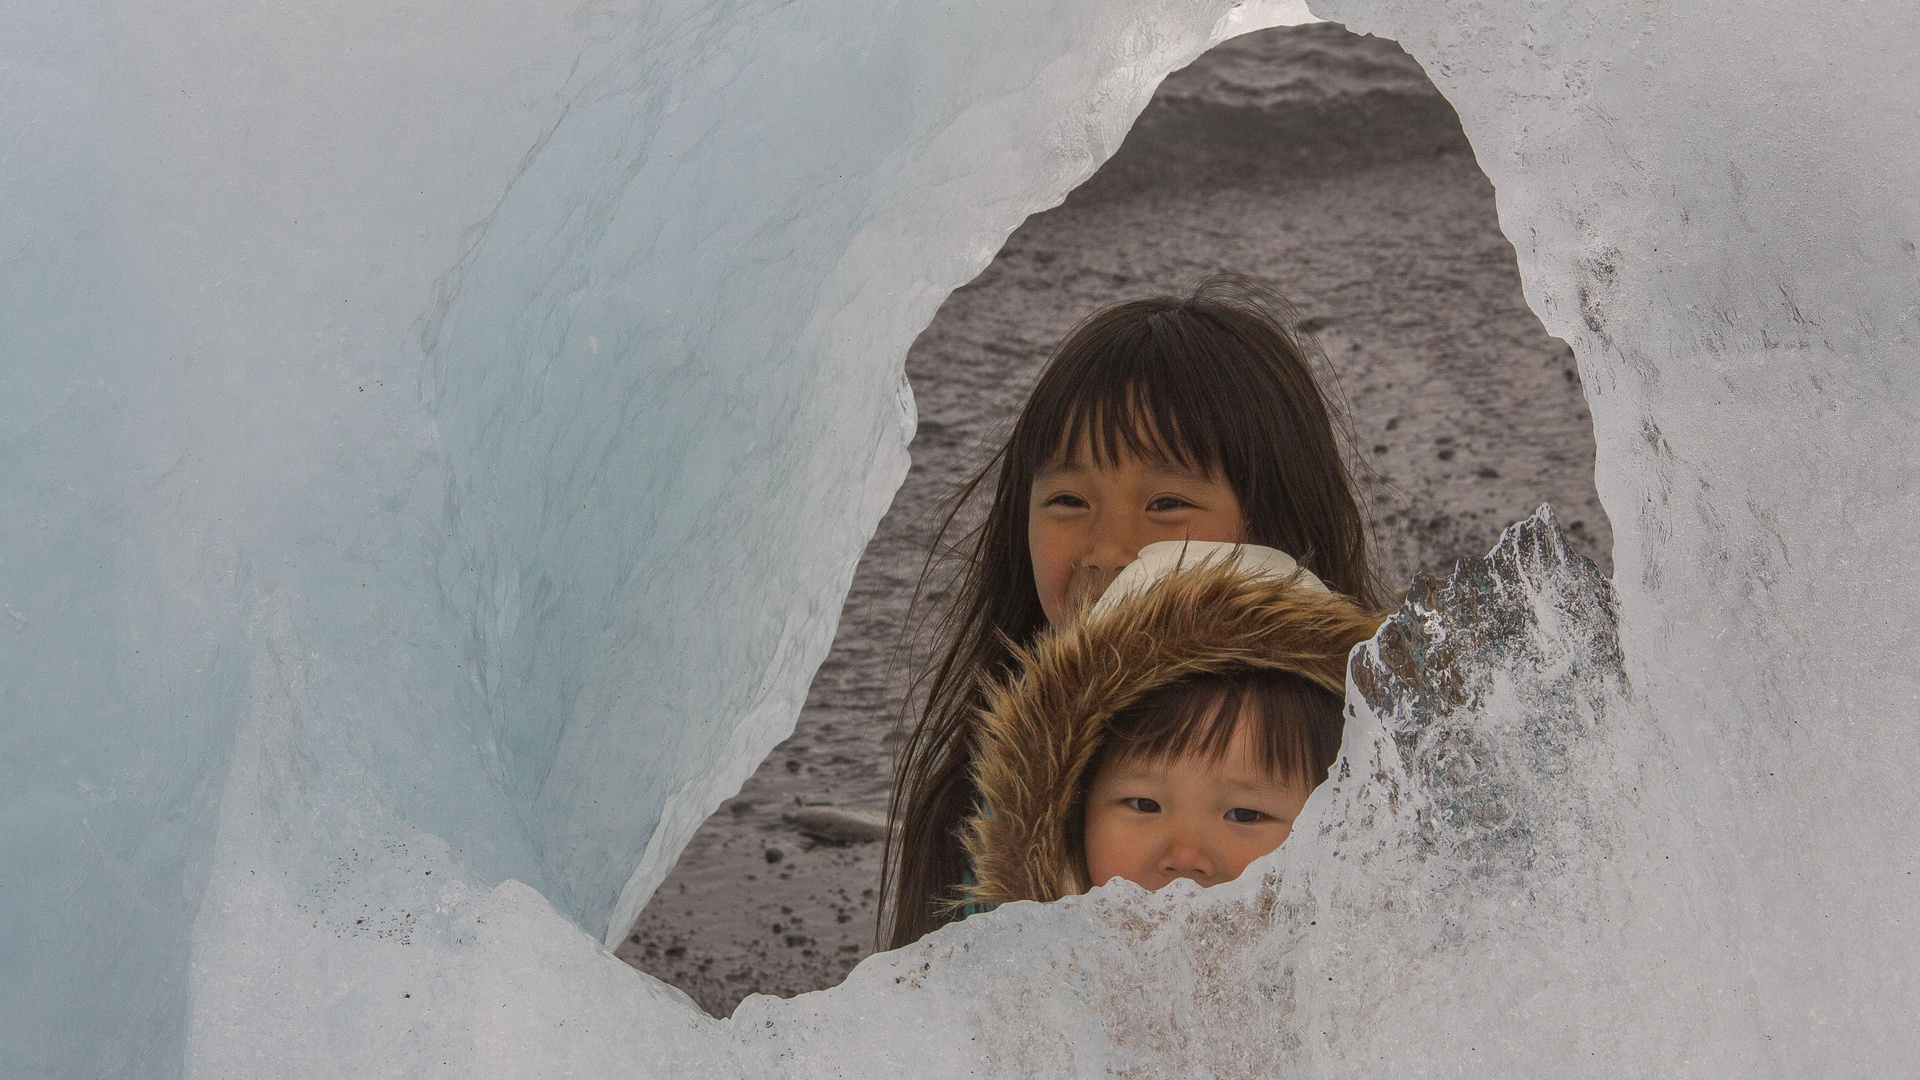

{"left": 1081, "top": 809, "right": 1123, "bottom": 888}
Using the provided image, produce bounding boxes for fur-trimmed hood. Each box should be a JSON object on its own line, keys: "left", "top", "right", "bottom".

{"left": 959, "top": 545, "right": 1386, "bottom": 908}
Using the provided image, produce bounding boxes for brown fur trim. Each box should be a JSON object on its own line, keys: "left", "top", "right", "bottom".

{"left": 956, "top": 562, "right": 1385, "bottom": 908}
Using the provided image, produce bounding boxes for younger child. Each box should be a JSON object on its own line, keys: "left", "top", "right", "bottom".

{"left": 959, "top": 543, "right": 1384, "bottom": 905}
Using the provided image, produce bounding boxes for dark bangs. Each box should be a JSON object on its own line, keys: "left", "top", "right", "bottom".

{"left": 1098, "top": 669, "right": 1345, "bottom": 789}
{"left": 1014, "top": 311, "right": 1230, "bottom": 477}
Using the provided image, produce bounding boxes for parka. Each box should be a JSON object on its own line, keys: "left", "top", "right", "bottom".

{"left": 957, "top": 542, "right": 1387, "bottom": 908}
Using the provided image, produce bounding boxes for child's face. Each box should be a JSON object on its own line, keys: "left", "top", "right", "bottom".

{"left": 1028, "top": 447, "right": 1244, "bottom": 626}
{"left": 1082, "top": 719, "right": 1313, "bottom": 893}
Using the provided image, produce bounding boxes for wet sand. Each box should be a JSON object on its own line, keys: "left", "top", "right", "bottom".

{"left": 617, "top": 22, "right": 1612, "bottom": 1017}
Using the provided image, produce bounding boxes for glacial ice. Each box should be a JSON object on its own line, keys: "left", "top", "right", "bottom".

{"left": 1, "top": 0, "right": 1915, "bottom": 1078}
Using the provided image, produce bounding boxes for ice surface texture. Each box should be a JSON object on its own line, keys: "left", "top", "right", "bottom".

{"left": 0, "top": 1, "right": 1305, "bottom": 1074}
{"left": 1, "top": 1, "right": 1914, "bottom": 1078}
{"left": 1311, "top": 2, "right": 1920, "bottom": 1071}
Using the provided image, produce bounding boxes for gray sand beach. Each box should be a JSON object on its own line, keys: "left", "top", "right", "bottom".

{"left": 617, "top": 22, "right": 1612, "bottom": 1017}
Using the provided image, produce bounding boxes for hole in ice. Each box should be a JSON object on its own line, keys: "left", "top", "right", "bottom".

{"left": 620, "top": 20, "right": 1611, "bottom": 1018}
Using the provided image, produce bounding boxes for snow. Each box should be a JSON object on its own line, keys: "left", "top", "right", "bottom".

{"left": 2, "top": 0, "right": 1914, "bottom": 1076}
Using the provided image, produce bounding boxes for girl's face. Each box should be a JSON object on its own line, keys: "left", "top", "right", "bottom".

{"left": 1027, "top": 447, "right": 1245, "bottom": 625}
{"left": 1081, "top": 717, "right": 1312, "bottom": 893}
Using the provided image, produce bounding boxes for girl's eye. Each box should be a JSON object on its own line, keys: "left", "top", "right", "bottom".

{"left": 1045, "top": 492, "right": 1090, "bottom": 509}
{"left": 1122, "top": 797, "right": 1162, "bottom": 814}
{"left": 1225, "top": 808, "right": 1266, "bottom": 824}
{"left": 1146, "top": 495, "right": 1189, "bottom": 512}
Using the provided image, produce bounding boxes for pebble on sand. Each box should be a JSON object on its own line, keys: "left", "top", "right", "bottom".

{"left": 785, "top": 807, "right": 890, "bottom": 845}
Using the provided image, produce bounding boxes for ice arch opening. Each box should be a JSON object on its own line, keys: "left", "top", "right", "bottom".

{"left": 0, "top": 1, "right": 1914, "bottom": 1078}
{"left": 623, "top": 19, "right": 1615, "bottom": 1016}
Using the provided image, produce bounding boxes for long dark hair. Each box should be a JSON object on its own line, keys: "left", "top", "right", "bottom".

{"left": 882, "top": 275, "right": 1378, "bottom": 948}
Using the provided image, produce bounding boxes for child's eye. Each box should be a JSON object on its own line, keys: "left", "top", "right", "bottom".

{"left": 1145, "top": 495, "right": 1189, "bottom": 512}
{"left": 1225, "top": 808, "right": 1266, "bottom": 824}
{"left": 1044, "top": 492, "right": 1090, "bottom": 509}
{"left": 1122, "top": 797, "right": 1162, "bottom": 814}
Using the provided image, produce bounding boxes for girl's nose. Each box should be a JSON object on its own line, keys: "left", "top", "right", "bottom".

{"left": 1083, "top": 513, "right": 1143, "bottom": 576}
{"left": 1070, "top": 516, "right": 1144, "bottom": 611}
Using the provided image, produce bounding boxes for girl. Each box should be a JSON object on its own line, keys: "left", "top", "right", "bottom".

{"left": 883, "top": 276, "right": 1380, "bottom": 948}
{"left": 956, "top": 543, "right": 1386, "bottom": 907}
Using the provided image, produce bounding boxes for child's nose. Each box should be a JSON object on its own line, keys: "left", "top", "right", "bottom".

{"left": 1159, "top": 831, "right": 1217, "bottom": 884}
